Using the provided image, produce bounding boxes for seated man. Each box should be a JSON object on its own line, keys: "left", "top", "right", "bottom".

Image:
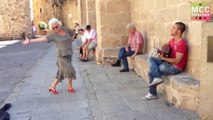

{"left": 112, "top": 23, "right": 144, "bottom": 72}
{"left": 78, "top": 28, "right": 86, "bottom": 59}
{"left": 81, "top": 25, "right": 97, "bottom": 62}
{"left": 142, "top": 22, "right": 188, "bottom": 100}
{"left": 73, "top": 23, "right": 80, "bottom": 39}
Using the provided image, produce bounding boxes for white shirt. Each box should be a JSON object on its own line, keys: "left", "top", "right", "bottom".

{"left": 81, "top": 33, "right": 86, "bottom": 43}
{"left": 84, "top": 28, "right": 97, "bottom": 43}
{"left": 74, "top": 26, "right": 80, "bottom": 34}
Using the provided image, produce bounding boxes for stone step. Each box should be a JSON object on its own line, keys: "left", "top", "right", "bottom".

{"left": 128, "top": 54, "right": 200, "bottom": 112}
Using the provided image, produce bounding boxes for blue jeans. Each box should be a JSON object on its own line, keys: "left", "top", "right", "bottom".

{"left": 117, "top": 47, "right": 135, "bottom": 70}
{"left": 148, "top": 57, "right": 182, "bottom": 95}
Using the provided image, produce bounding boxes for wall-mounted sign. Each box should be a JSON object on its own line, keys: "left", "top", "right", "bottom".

{"left": 191, "top": 2, "right": 211, "bottom": 21}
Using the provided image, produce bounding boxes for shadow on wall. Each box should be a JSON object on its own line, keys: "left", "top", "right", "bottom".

{"left": 181, "top": 24, "right": 191, "bottom": 73}
{"left": 143, "top": 31, "right": 147, "bottom": 53}
{"left": 183, "top": 24, "right": 190, "bottom": 43}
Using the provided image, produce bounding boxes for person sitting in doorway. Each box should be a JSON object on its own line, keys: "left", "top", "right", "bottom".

{"left": 80, "top": 25, "right": 97, "bottom": 62}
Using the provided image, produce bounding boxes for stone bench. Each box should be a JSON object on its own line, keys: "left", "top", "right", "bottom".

{"left": 128, "top": 54, "right": 200, "bottom": 112}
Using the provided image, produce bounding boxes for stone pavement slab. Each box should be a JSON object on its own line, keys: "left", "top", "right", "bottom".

{"left": 79, "top": 59, "right": 199, "bottom": 120}
{"left": 0, "top": 41, "right": 51, "bottom": 105}
{"left": 2, "top": 44, "right": 199, "bottom": 120}
{"left": 4, "top": 45, "right": 90, "bottom": 120}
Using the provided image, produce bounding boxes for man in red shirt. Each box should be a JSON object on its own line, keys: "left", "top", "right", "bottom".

{"left": 143, "top": 22, "right": 188, "bottom": 100}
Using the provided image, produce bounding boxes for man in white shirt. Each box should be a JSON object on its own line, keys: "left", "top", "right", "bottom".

{"left": 73, "top": 23, "right": 80, "bottom": 39}
{"left": 81, "top": 25, "right": 97, "bottom": 62}
{"left": 77, "top": 29, "right": 86, "bottom": 59}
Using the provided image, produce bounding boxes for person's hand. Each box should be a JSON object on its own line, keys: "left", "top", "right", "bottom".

{"left": 131, "top": 54, "right": 136, "bottom": 59}
{"left": 22, "top": 37, "right": 30, "bottom": 45}
{"left": 159, "top": 53, "right": 164, "bottom": 60}
{"left": 83, "top": 44, "right": 89, "bottom": 49}
{"left": 125, "top": 47, "right": 129, "bottom": 52}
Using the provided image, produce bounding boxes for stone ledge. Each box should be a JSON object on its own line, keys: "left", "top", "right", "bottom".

{"left": 102, "top": 47, "right": 121, "bottom": 64}
{"left": 128, "top": 54, "right": 200, "bottom": 112}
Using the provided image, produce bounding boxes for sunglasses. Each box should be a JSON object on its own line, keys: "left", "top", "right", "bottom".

{"left": 52, "top": 26, "right": 58, "bottom": 30}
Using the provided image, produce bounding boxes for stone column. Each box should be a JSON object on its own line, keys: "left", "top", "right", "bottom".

{"left": 95, "top": 0, "right": 131, "bottom": 64}
{"left": 198, "top": 22, "right": 213, "bottom": 120}
{"left": 86, "top": 0, "right": 96, "bottom": 28}
{"left": 79, "top": 0, "right": 86, "bottom": 26}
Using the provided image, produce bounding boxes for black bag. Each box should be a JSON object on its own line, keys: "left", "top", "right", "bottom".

{"left": 0, "top": 103, "right": 11, "bottom": 120}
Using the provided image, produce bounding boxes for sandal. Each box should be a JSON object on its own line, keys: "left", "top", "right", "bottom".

{"left": 68, "top": 88, "right": 75, "bottom": 94}
{"left": 48, "top": 87, "right": 58, "bottom": 95}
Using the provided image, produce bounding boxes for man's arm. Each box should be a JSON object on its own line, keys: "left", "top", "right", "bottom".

{"left": 81, "top": 41, "right": 87, "bottom": 47}
{"left": 125, "top": 44, "right": 130, "bottom": 52}
{"left": 161, "top": 43, "right": 169, "bottom": 49}
{"left": 131, "top": 43, "right": 140, "bottom": 58}
{"left": 84, "top": 39, "right": 89, "bottom": 46}
{"left": 160, "top": 52, "right": 184, "bottom": 64}
{"left": 85, "top": 38, "right": 92, "bottom": 46}
{"left": 130, "top": 32, "right": 143, "bottom": 58}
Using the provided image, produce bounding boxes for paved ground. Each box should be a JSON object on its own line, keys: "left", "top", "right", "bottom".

{"left": 2, "top": 44, "right": 199, "bottom": 120}
{"left": 0, "top": 40, "right": 51, "bottom": 105}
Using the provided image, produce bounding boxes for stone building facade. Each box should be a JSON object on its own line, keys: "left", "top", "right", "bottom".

{"left": 79, "top": 0, "right": 213, "bottom": 119}
{"left": 32, "top": 0, "right": 78, "bottom": 34}
{"left": 0, "top": 0, "right": 32, "bottom": 40}
{"left": 32, "top": 0, "right": 55, "bottom": 34}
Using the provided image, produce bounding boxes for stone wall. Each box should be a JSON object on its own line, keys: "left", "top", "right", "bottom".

{"left": 95, "top": 0, "right": 131, "bottom": 63}
{"left": 33, "top": 0, "right": 78, "bottom": 33}
{"left": 129, "top": 0, "right": 213, "bottom": 80}
{"left": 198, "top": 22, "right": 213, "bottom": 120}
{"left": 33, "top": 0, "right": 56, "bottom": 34}
{"left": 86, "top": 0, "right": 96, "bottom": 28}
{"left": 0, "top": 0, "right": 32, "bottom": 39}
{"left": 92, "top": 0, "right": 213, "bottom": 118}
{"left": 61, "top": 0, "right": 78, "bottom": 29}
{"left": 79, "top": 0, "right": 87, "bottom": 25}
{"left": 78, "top": 0, "right": 96, "bottom": 28}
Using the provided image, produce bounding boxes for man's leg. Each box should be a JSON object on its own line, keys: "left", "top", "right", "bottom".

{"left": 85, "top": 48, "right": 89, "bottom": 60}
{"left": 82, "top": 45, "right": 87, "bottom": 60}
{"left": 83, "top": 42, "right": 97, "bottom": 62}
{"left": 142, "top": 57, "right": 163, "bottom": 99}
{"left": 112, "top": 47, "right": 126, "bottom": 67}
{"left": 78, "top": 46, "right": 83, "bottom": 59}
{"left": 142, "top": 72, "right": 158, "bottom": 100}
{"left": 148, "top": 57, "right": 163, "bottom": 77}
{"left": 120, "top": 50, "right": 135, "bottom": 72}
{"left": 159, "top": 62, "right": 182, "bottom": 75}
{"left": 150, "top": 62, "right": 182, "bottom": 87}
{"left": 147, "top": 57, "right": 165, "bottom": 87}
{"left": 148, "top": 72, "right": 158, "bottom": 95}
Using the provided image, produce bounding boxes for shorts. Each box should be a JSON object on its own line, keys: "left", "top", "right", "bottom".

{"left": 88, "top": 42, "right": 97, "bottom": 51}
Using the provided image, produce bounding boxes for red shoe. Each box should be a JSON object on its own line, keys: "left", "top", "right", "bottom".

{"left": 48, "top": 87, "right": 58, "bottom": 95}
{"left": 68, "top": 88, "right": 75, "bottom": 94}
